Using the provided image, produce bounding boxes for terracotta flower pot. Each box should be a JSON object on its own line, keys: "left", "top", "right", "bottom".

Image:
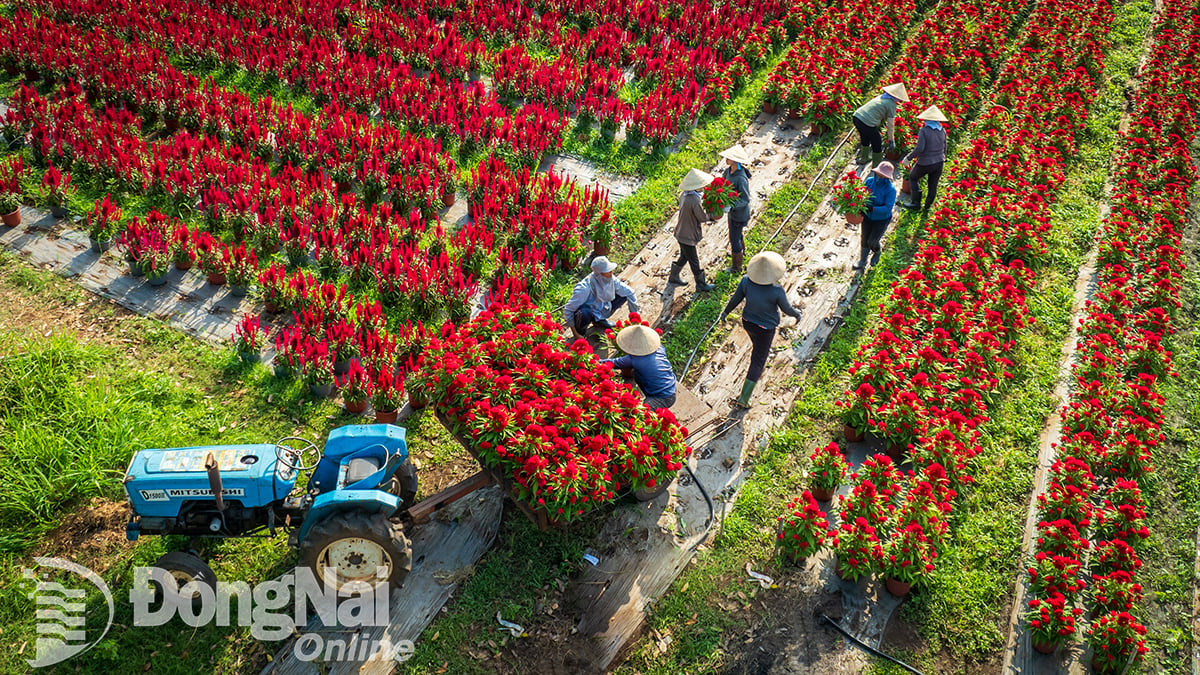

{"left": 3, "top": 62, "right": 17, "bottom": 76}
{"left": 408, "top": 389, "right": 428, "bottom": 410}
{"left": 263, "top": 300, "right": 282, "bottom": 314}
{"left": 174, "top": 258, "right": 194, "bottom": 271}
{"left": 900, "top": 178, "right": 912, "bottom": 194}
{"left": 206, "top": 272, "right": 227, "bottom": 286}
{"left": 833, "top": 558, "right": 854, "bottom": 581}
{"left": 810, "top": 122, "right": 828, "bottom": 137}
{"left": 842, "top": 423, "right": 864, "bottom": 442}
{"left": 1, "top": 209, "right": 20, "bottom": 227}
{"left": 441, "top": 187, "right": 456, "bottom": 208}
{"left": 593, "top": 241, "right": 611, "bottom": 257}
{"left": 845, "top": 212, "right": 864, "bottom": 225}
{"left": 810, "top": 485, "right": 835, "bottom": 502}
{"left": 884, "top": 149, "right": 901, "bottom": 161}
{"left": 785, "top": 108, "right": 802, "bottom": 121}
{"left": 886, "top": 443, "right": 906, "bottom": 462}
{"left": 885, "top": 577, "right": 911, "bottom": 597}
{"left": 1032, "top": 638, "right": 1059, "bottom": 655}
{"left": 375, "top": 408, "right": 399, "bottom": 425}
{"left": 164, "top": 116, "right": 181, "bottom": 132}
{"left": 24, "top": 68, "right": 40, "bottom": 82}
{"left": 344, "top": 398, "right": 368, "bottom": 414}
{"left": 762, "top": 100, "right": 778, "bottom": 115}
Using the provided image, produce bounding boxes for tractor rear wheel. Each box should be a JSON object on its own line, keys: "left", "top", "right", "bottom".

{"left": 299, "top": 510, "right": 410, "bottom": 594}
{"left": 152, "top": 551, "right": 216, "bottom": 606}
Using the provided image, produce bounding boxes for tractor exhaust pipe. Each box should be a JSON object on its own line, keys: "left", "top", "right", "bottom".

{"left": 205, "top": 452, "right": 226, "bottom": 512}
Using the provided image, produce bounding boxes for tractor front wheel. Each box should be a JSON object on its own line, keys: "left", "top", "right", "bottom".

{"left": 152, "top": 551, "right": 217, "bottom": 606}
{"left": 389, "top": 462, "right": 418, "bottom": 510}
{"left": 299, "top": 510, "right": 411, "bottom": 594}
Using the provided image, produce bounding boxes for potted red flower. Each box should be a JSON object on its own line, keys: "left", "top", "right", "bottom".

{"left": 1087, "top": 611, "right": 1147, "bottom": 673}
{"left": 370, "top": 367, "right": 404, "bottom": 424}
{"left": 1026, "top": 592, "right": 1081, "bottom": 654}
{"left": 701, "top": 176, "right": 739, "bottom": 220}
{"left": 87, "top": 195, "right": 123, "bottom": 253}
{"left": 337, "top": 360, "right": 371, "bottom": 415}
{"left": 232, "top": 315, "right": 264, "bottom": 363}
{"left": 831, "top": 171, "right": 872, "bottom": 225}
{"left": 776, "top": 491, "right": 829, "bottom": 566}
{"left": 807, "top": 442, "right": 848, "bottom": 502}
{"left": 881, "top": 521, "right": 935, "bottom": 597}
{"left": 39, "top": 164, "right": 74, "bottom": 219}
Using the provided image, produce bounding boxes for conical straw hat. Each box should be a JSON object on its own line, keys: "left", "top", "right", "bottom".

{"left": 747, "top": 251, "right": 786, "bottom": 285}
{"left": 615, "top": 324, "right": 661, "bottom": 357}
{"left": 881, "top": 82, "right": 910, "bottom": 102}
{"left": 679, "top": 168, "right": 715, "bottom": 192}
{"left": 719, "top": 145, "right": 754, "bottom": 166}
{"left": 916, "top": 105, "right": 948, "bottom": 122}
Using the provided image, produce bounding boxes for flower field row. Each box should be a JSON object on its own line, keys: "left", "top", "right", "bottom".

{"left": 836, "top": 0, "right": 1116, "bottom": 587}
{"left": 881, "top": 0, "right": 1036, "bottom": 151}
{"left": 17, "top": 0, "right": 794, "bottom": 151}
{"left": 1025, "top": 0, "right": 1199, "bottom": 666}
{"left": 763, "top": 0, "right": 916, "bottom": 125}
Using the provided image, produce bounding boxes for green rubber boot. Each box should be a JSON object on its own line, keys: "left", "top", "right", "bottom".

{"left": 855, "top": 145, "right": 871, "bottom": 165}
{"left": 734, "top": 379, "right": 757, "bottom": 409}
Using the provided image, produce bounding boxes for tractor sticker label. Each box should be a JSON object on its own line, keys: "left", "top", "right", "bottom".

{"left": 138, "top": 489, "right": 169, "bottom": 502}
{"left": 162, "top": 488, "right": 246, "bottom": 498}
{"left": 156, "top": 449, "right": 252, "bottom": 473}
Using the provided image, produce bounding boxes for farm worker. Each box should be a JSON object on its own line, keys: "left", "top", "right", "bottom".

{"left": 603, "top": 324, "right": 678, "bottom": 410}
{"left": 564, "top": 256, "right": 639, "bottom": 337}
{"left": 852, "top": 161, "right": 897, "bottom": 271}
{"left": 669, "top": 168, "right": 717, "bottom": 292}
{"left": 899, "top": 105, "right": 948, "bottom": 211}
{"left": 852, "top": 82, "right": 909, "bottom": 169}
{"left": 719, "top": 251, "right": 801, "bottom": 410}
{"left": 720, "top": 145, "right": 755, "bottom": 275}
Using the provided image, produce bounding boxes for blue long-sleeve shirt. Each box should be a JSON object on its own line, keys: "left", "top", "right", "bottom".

{"left": 604, "top": 347, "right": 676, "bottom": 398}
{"left": 864, "top": 174, "right": 896, "bottom": 221}
{"left": 721, "top": 277, "right": 801, "bottom": 329}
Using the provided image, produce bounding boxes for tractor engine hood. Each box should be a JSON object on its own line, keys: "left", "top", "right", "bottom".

{"left": 123, "top": 445, "right": 296, "bottom": 518}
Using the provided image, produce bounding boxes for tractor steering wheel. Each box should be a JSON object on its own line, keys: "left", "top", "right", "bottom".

{"left": 275, "top": 437, "right": 322, "bottom": 472}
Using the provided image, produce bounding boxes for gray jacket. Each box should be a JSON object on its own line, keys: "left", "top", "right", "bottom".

{"left": 904, "top": 125, "right": 947, "bottom": 166}
{"left": 674, "top": 191, "right": 709, "bottom": 246}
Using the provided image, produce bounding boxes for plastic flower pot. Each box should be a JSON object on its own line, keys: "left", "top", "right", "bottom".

{"left": 1, "top": 209, "right": 20, "bottom": 227}
{"left": 309, "top": 382, "right": 334, "bottom": 399}
{"left": 832, "top": 558, "right": 854, "bottom": 581}
{"left": 333, "top": 359, "right": 353, "bottom": 377}
{"left": 49, "top": 204, "right": 67, "bottom": 219}
{"left": 128, "top": 255, "right": 144, "bottom": 277}
{"left": 900, "top": 178, "right": 912, "bottom": 195}
{"left": 1032, "top": 638, "right": 1059, "bottom": 655}
{"left": 91, "top": 237, "right": 113, "bottom": 253}
{"left": 273, "top": 363, "right": 295, "bottom": 380}
{"left": 842, "top": 423, "right": 864, "bottom": 442}
{"left": 2, "top": 62, "right": 17, "bottom": 76}
{"left": 229, "top": 283, "right": 250, "bottom": 297}
{"left": 206, "top": 272, "right": 227, "bottom": 286}
{"left": 238, "top": 351, "right": 261, "bottom": 364}
{"left": 344, "top": 398, "right": 368, "bottom": 415}
{"left": 886, "top": 443, "right": 906, "bottom": 462}
{"left": 147, "top": 273, "right": 168, "bottom": 287}
{"left": 845, "top": 212, "right": 864, "bottom": 226}
{"left": 810, "top": 485, "right": 835, "bottom": 502}
{"left": 885, "top": 577, "right": 911, "bottom": 598}
{"left": 374, "top": 408, "right": 399, "bottom": 425}
{"left": 23, "top": 68, "right": 40, "bottom": 82}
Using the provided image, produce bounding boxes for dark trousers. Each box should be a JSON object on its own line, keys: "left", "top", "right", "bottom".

{"left": 728, "top": 218, "right": 747, "bottom": 253}
{"left": 853, "top": 116, "right": 882, "bottom": 153}
{"left": 907, "top": 161, "right": 943, "bottom": 210}
{"left": 573, "top": 295, "right": 627, "bottom": 334}
{"left": 673, "top": 242, "right": 703, "bottom": 280}
{"left": 742, "top": 319, "right": 776, "bottom": 382}
{"left": 859, "top": 216, "right": 891, "bottom": 266}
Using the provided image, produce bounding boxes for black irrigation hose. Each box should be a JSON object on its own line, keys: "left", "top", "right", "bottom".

{"left": 678, "top": 131, "right": 855, "bottom": 380}
{"left": 819, "top": 612, "right": 925, "bottom": 675}
{"left": 683, "top": 463, "right": 714, "bottom": 553}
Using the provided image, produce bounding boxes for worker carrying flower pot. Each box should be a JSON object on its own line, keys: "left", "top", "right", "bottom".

{"left": 719, "top": 145, "right": 755, "bottom": 274}
{"left": 898, "top": 105, "right": 948, "bottom": 212}
{"left": 602, "top": 324, "right": 677, "bottom": 411}
{"left": 719, "top": 251, "right": 801, "bottom": 410}
{"left": 669, "top": 168, "right": 717, "bottom": 292}
{"left": 564, "top": 255, "right": 639, "bottom": 337}
{"left": 852, "top": 82, "right": 909, "bottom": 170}
{"left": 852, "top": 161, "right": 897, "bottom": 271}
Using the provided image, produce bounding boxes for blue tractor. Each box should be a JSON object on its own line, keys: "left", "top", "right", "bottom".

{"left": 122, "top": 424, "right": 419, "bottom": 594}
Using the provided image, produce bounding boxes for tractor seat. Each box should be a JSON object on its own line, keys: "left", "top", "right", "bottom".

{"left": 341, "top": 457, "right": 382, "bottom": 489}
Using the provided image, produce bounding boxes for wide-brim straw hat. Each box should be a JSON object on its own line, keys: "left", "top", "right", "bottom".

{"left": 719, "top": 145, "right": 754, "bottom": 166}
{"left": 917, "top": 105, "right": 948, "bottom": 122}
{"left": 881, "top": 82, "right": 910, "bottom": 102}
{"left": 872, "top": 162, "right": 895, "bottom": 180}
{"left": 616, "top": 324, "right": 661, "bottom": 357}
{"left": 679, "top": 168, "right": 715, "bottom": 192}
{"left": 747, "top": 251, "right": 786, "bottom": 285}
